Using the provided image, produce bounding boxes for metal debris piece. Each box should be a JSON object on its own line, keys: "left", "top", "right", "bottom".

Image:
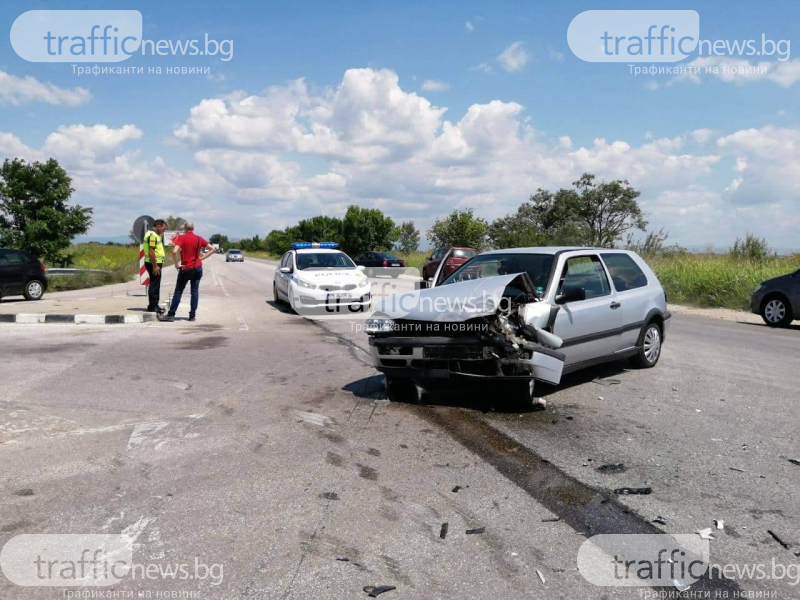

{"left": 593, "top": 377, "right": 621, "bottom": 386}
{"left": 768, "top": 530, "right": 791, "bottom": 550}
{"left": 598, "top": 396, "right": 604, "bottom": 401}
{"left": 597, "top": 463, "right": 626, "bottom": 473}
{"left": 440, "top": 523, "right": 449, "bottom": 539}
{"left": 653, "top": 516, "right": 667, "bottom": 525}
{"left": 729, "top": 467, "right": 746, "bottom": 473}
{"left": 336, "top": 557, "right": 350, "bottom": 562}
{"left": 532, "top": 397, "right": 547, "bottom": 411}
{"left": 364, "top": 585, "right": 397, "bottom": 597}
{"left": 715, "top": 519, "right": 725, "bottom": 530}
{"left": 466, "top": 527, "right": 485, "bottom": 535}
{"left": 542, "top": 517, "right": 561, "bottom": 523}
{"left": 451, "top": 485, "right": 461, "bottom": 493}
{"left": 536, "top": 570, "right": 546, "bottom": 584}
{"left": 614, "top": 487, "right": 652, "bottom": 495}
{"left": 789, "top": 459, "right": 800, "bottom": 467}
{"left": 696, "top": 528, "right": 715, "bottom": 540}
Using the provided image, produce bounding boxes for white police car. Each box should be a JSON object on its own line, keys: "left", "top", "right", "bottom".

{"left": 273, "top": 243, "right": 372, "bottom": 312}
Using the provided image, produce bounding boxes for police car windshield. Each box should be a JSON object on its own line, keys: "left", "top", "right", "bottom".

{"left": 296, "top": 252, "right": 355, "bottom": 271}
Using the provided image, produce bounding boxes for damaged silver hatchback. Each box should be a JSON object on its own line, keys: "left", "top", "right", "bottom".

{"left": 364, "top": 247, "right": 670, "bottom": 403}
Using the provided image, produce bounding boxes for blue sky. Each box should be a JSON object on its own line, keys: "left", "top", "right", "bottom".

{"left": 1, "top": 0, "right": 799, "bottom": 249}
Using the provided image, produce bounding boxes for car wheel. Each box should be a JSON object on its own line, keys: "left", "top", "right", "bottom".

{"left": 273, "top": 282, "right": 283, "bottom": 304}
{"left": 630, "top": 321, "right": 662, "bottom": 368}
{"left": 385, "top": 376, "right": 419, "bottom": 403}
{"left": 287, "top": 284, "right": 298, "bottom": 313}
{"left": 761, "top": 294, "right": 793, "bottom": 328}
{"left": 23, "top": 280, "right": 44, "bottom": 301}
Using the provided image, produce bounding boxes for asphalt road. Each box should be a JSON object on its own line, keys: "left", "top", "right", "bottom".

{"left": 1, "top": 255, "right": 798, "bottom": 599}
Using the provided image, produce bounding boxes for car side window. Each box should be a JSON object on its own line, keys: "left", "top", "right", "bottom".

{"left": 1, "top": 251, "right": 26, "bottom": 265}
{"left": 601, "top": 253, "right": 648, "bottom": 292}
{"left": 558, "top": 255, "right": 611, "bottom": 300}
{"left": 280, "top": 253, "right": 290, "bottom": 269}
{"left": 432, "top": 249, "right": 444, "bottom": 260}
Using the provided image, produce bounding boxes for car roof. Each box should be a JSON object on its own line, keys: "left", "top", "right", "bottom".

{"left": 479, "top": 246, "right": 633, "bottom": 256}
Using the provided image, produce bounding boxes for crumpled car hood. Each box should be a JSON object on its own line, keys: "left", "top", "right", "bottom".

{"left": 377, "top": 273, "right": 535, "bottom": 322}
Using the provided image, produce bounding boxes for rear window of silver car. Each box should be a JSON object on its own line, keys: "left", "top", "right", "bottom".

{"left": 601, "top": 253, "right": 648, "bottom": 291}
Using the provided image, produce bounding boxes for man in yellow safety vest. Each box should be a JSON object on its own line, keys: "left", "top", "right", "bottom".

{"left": 143, "top": 219, "right": 167, "bottom": 313}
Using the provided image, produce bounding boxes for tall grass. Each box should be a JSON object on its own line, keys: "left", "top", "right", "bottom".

{"left": 48, "top": 243, "right": 169, "bottom": 292}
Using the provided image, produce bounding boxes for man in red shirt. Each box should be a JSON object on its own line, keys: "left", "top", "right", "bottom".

{"left": 159, "top": 222, "right": 216, "bottom": 322}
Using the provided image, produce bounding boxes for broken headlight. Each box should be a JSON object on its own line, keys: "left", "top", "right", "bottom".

{"left": 364, "top": 318, "right": 395, "bottom": 334}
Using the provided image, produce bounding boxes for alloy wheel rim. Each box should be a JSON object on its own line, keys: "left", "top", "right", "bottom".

{"left": 28, "top": 281, "right": 43, "bottom": 298}
{"left": 765, "top": 299, "right": 785, "bottom": 323}
{"left": 643, "top": 327, "right": 661, "bottom": 363}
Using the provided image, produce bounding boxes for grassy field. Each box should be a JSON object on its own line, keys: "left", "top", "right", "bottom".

{"left": 48, "top": 244, "right": 172, "bottom": 292}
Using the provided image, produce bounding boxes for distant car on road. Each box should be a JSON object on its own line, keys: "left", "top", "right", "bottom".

{"left": 226, "top": 249, "right": 244, "bottom": 262}
{"left": 422, "top": 247, "right": 476, "bottom": 281}
{"left": 353, "top": 252, "right": 406, "bottom": 278}
{"left": 0, "top": 249, "right": 48, "bottom": 302}
{"left": 751, "top": 268, "right": 799, "bottom": 327}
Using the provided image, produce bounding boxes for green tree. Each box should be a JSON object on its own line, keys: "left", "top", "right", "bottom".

{"left": 209, "top": 233, "right": 230, "bottom": 247}
{"left": 264, "top": 229, "right": 291, "bottom": 255}
{"left": 164, "top": 215, "right": 186, "bottom": 231}
{"left": 394, "top": 221, "right": 420, "bottom": 254}
{"left": 487, "top": 204, "right": 547, "bottom": 249}
{"left": 0, "top": 158, "right": 93, "bottom": 264}
{"left": 292, "top": 215, "right": 343, "bottom": 244}
{"left": 340, "top": 206, "right": 396, "bottom": 255}
{"left": 528, "top": 174, "right": 646, "bottom": 248}
{"left": 427, "top": 208, "right": 488, "bottom": 250}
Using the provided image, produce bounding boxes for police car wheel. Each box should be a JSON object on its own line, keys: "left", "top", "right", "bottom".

{"left": 273, "top": 282, "right": 283, "bottom": 304}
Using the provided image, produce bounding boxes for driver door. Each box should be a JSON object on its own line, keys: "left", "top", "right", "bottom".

{"left": 550, "top": 254, "right": 622, "bottom": 367}
{"left": 277, "top": 252, "right": 292, "bottom": 296}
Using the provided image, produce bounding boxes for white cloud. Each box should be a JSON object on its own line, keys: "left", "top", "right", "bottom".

{"left": 465, "top": 21, "right": 474, "bottom": 33}
{"left": 497, "top": 42, "right": 530, "bottom": 72}
{"left": 670, "top": 57, "right": 800, "bottom": 88}
{"left": 643, "top": 81, "right": 660, "bottom": 91}
{"left": 472, "top": 62, "right": 494, "bottom": 74}
{"left": 0, "top": 70, "right": 91, "bottom": 107}
{"left": 4, "top": 67, "right": 800, "bottom": 247}
{"left": 421, "top": 80, "right": 451, "bottom": 92}
{"left": 549, "top": 49, "right": 564, "bottom": 61}
{"left": 43, "top": 124, "right": 143, "bottom": 166}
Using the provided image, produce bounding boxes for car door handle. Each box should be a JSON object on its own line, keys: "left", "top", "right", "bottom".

{"left": 610, "top": 301, "right": 621, "bottom": 309}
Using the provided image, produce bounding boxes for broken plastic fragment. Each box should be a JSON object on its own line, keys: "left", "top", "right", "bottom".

{"left": 451, "top": 485, "right": 461, "bottom": 493}
{"left": 532, "top": 397, "right": 547, "bottom": 411}
{"left": 536, "top": 570, "right": 546, "bottom": 584}
{"left": 789, "top": 459, "right": 800, "bottom": 467}
{"left": 653, "top": 516, "right": 667, "bottom": 525}
{"left": 715, "top": 519, "right": 725, "bottom": 530}
{"left": 613, "top": 487, "right": 652, "bottom": 495}
{"left": 364, "top": 585, "right": 397, "bottom": 597}
{"left": 673, "top": 579, "right": 692, "bottom": 592}
{"left": 440, "top": 523, "right": 449, "bottom": 539}
{"left": 466, "top": 527, "right": 485, "bottom": 535}
{"left": 696, "top": 528, "right": 715, "bottom": 540}
{"left": 768, "top": 529, "right": 791, "bottom": 550}
{"left": 597, "top": 463, "right": 626, "bottom": 473}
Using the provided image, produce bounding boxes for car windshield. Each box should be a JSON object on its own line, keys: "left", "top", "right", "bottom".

{"left": 296, "top": 252, "right": 356, "bottom": 270}
{"left": 453, "top": 249, "right": 476, "bottom": 259}
{"left": 440, "top": 252, "right": 555, "bottom": 292}
{"left": 229, "top": 249, "right": 241, "bottom": 253}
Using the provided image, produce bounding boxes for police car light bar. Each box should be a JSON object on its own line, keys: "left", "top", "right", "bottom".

{"left": 291, "top": 242, "right": 339, "bottom": 249}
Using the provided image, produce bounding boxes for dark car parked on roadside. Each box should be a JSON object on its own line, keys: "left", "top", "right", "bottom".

{"left": 353, "top": 252, "right": 406, "bottom": 278}
{"left": 0, "top": 249, "right": 48, "bottom": 301}
{"left": 422, "top": 247, "right": 477, "bottom": 281}
{"left": 751, "top": 268, "right": 800, "bottom": 327}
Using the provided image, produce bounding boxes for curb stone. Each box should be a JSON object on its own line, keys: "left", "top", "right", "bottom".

{"left": 0, "top": 313, "right": 156, "bottom": 325}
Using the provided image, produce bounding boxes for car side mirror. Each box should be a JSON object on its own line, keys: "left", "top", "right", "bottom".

{"left": 416, "top": 280, "right": 431, "bottom": 290}
{"left": 426, "top": 256, "right": 433, "bottom": 261}
{"left": 555, "top": 286, "right": 586, "bottom": 304}
{"left": 279, "top": 266, "right": 292, "bottom": 274}
{"left": 356, "top": 265, "right": 366, "bottom": 272}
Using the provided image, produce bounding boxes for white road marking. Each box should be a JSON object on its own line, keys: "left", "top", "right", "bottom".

{"left": 211, "top": 265, "right": 249, "bottom": 331}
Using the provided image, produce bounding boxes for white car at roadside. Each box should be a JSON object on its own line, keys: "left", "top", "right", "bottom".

{"left": 273, "top": 243, "right": 372, "bottom": 312}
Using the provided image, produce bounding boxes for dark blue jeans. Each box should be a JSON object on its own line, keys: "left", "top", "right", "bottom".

{"left": 168, "top": 267, "right": 202, "bottom": 317}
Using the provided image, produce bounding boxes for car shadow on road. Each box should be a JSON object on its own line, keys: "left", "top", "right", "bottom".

{"left": 343, "top": 360, "right": 632, "bottom": 414}
{"left": 265, "top": 299, "right": 293, "bottom": 314}
{"left": 736, "top": 320, "right": 800, "bottom": 332}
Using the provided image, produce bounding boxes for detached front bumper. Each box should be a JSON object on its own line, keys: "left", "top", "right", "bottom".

{"left": 368, "top": 335, "right": 564, "bottom": 385}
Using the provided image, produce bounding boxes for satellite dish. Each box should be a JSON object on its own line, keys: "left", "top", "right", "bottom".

{"left": 132, "top": 215, "right": 155, "bottom": 243}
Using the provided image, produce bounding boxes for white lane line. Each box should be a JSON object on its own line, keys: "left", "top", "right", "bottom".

{"left": 211, "top": 265, "right": 248, "bottom": 331}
